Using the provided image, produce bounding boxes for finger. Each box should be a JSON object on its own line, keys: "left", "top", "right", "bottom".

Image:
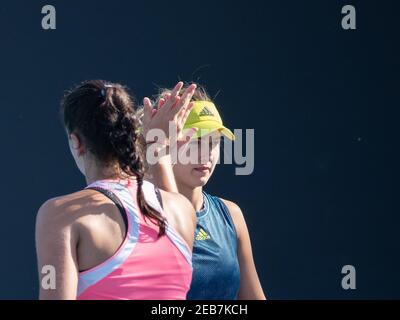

{"left": 174, "top": 96, "right": 181, "bottom": 110}
{"left": 176, "top": 99, "right": 194, "bottom": 127}
{"left": 180, "top": 84, "right": 197, "bottom": 107}
{"left": 159, "top": 92, "right": 171, "bottom": 107}
{"left": 161, "top": 94, "right": 179, "bottom": 111}
{"left": 163, "top": 82, "right": 183, "bottom": 110}
{"left": 173, "top": 84, "right": 196, "bottom": 114}
{"left": 170, "top": 81, "right": 184, "bottom": 99}
{"left": 143, "top": 97, "right": 153, "bottom": 125}
{"left": 169, "top": 96, "right": 182, "bottom": 120}
{"left": 157, "top": 97, "right": 166, "bottom": 109}
{"left": 173, "top": 95, "right": 195, "bottom": 133}
{"left": 163, "top": 92, "right": 172, "bottom": 99}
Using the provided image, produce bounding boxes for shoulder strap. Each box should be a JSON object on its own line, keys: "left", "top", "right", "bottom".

{"left": 86, "top": 187, "right": 128, "bottom": 235}
{"left": 154, "top": 186, "right": 164, "bottom": 210}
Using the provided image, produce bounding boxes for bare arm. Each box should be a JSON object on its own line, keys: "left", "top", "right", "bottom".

{"left": 35, "top": 199, "right": 79, "bottom": 300}
{"left": 221, "top": 199, "right": 266, "bottom": 300}
{"left": 145, "top": 147, "right": 178, "bottom": 192}
{"left": 160, "top": 190, "right": 197, "bottom": 250}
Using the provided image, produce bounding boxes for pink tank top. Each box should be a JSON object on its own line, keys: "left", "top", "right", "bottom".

{"left": 77, "top": 179, "right": 192, "bottom": 300}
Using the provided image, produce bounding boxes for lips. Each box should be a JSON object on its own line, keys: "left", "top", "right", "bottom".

{"left": 194, "top": 166, "right": 211, "bottom": 172}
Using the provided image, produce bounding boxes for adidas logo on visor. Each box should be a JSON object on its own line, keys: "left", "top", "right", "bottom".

{"left": 198, "top": 107, "right": 215, "bottom": 117}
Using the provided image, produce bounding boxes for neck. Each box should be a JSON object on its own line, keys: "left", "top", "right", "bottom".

{"left": 177, "top": 184, "right": 204, "bottom": 212}
{"left": 85, "top": 161, "right": 133, "bottom": 185}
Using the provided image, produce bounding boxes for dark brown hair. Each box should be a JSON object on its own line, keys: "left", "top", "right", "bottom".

{"left": 60, "top": 79, "right": 166, "bottom": 236}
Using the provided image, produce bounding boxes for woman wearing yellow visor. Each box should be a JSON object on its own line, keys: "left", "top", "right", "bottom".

{"left": 141, "top": 82, "right": 265, "bottom": 300}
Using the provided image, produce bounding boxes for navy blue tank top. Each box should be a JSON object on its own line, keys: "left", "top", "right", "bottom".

{"left": 187, "top": 192, "right": 240, "bottom": 300}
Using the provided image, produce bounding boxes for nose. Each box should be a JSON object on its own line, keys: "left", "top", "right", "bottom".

{"left": 198, "top": 143, "right": 213, "bottom": 165}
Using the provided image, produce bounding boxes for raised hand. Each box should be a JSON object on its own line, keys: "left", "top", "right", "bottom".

{"left": 142, "top": 82, "right": 197, "bottom": 147}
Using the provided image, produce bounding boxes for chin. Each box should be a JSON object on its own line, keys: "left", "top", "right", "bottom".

{"left": 191, "top": 176, "right": 210, "bottom": 188}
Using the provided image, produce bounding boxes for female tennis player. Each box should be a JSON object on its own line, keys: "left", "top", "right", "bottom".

{"left": 35, "top": 80, "right": 197, "bottom": 300}
{"left": 142, "top": 83, "right": 266, "bottom": 300}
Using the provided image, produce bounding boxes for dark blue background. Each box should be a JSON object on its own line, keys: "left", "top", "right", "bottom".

{"left": 0, "top": 0, "right": 399, "bottom": 299}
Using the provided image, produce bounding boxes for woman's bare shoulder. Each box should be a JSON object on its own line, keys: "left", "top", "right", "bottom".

{"left": 36, "top": 189, "right": 110, "bottom": 226}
